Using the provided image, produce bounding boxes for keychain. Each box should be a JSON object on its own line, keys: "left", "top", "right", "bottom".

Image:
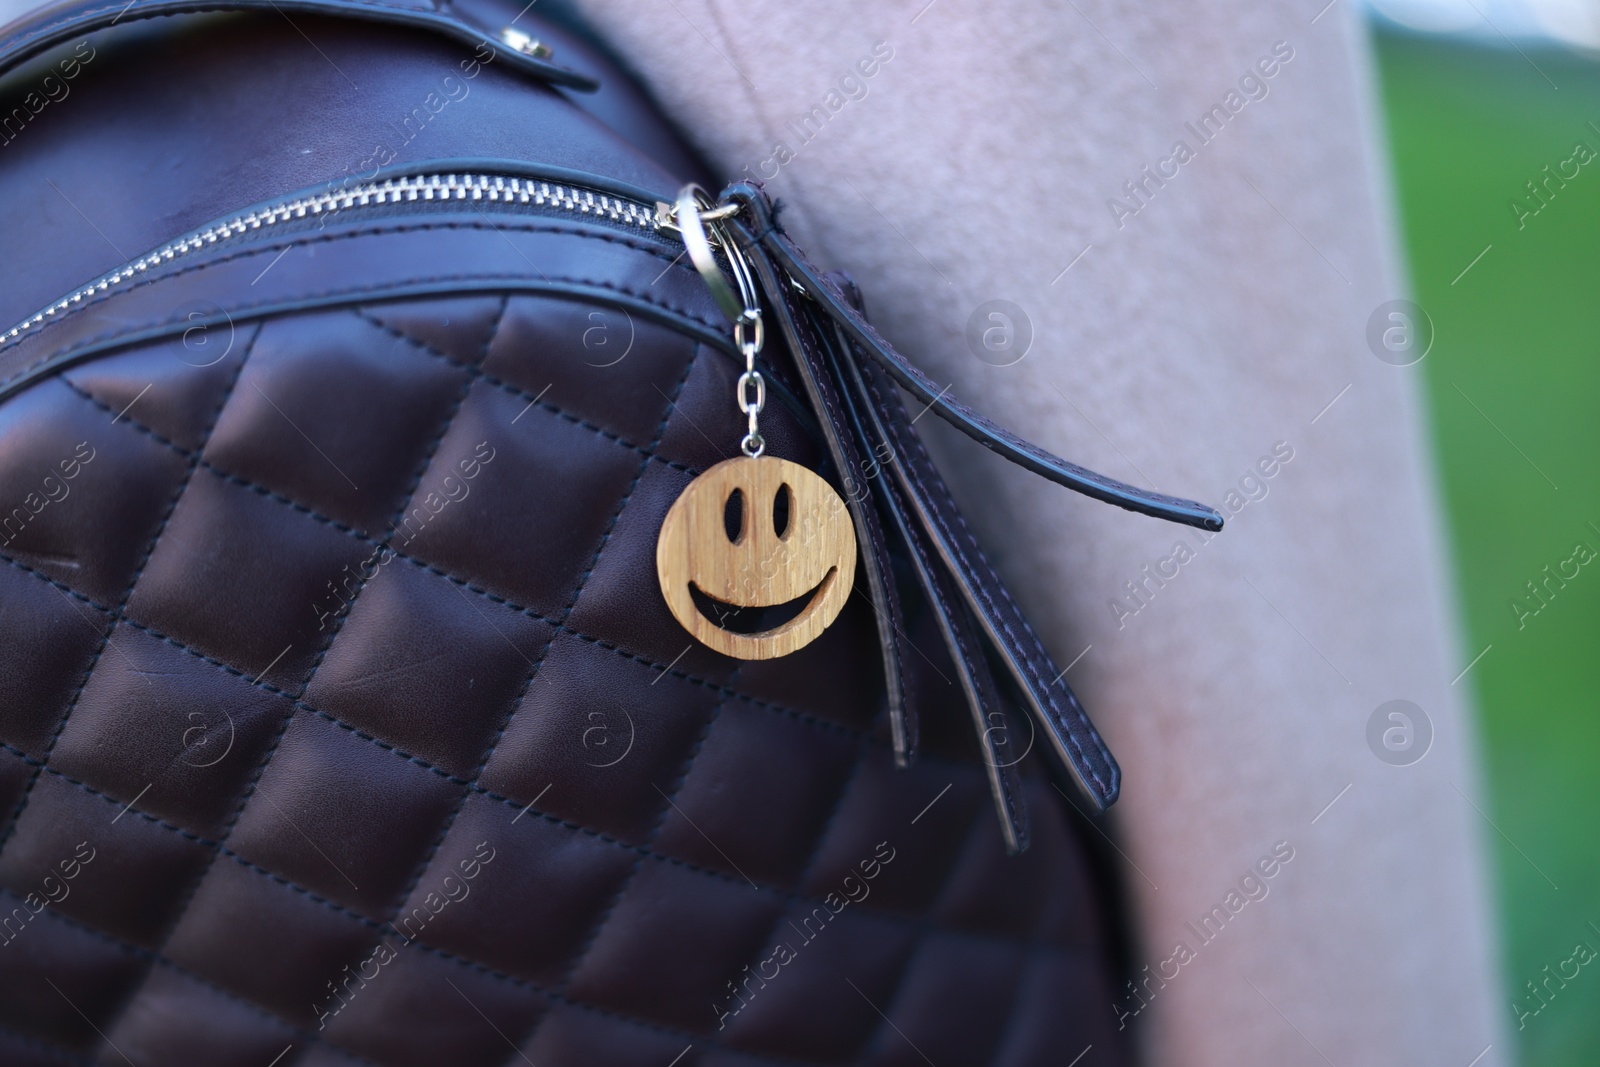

{"left": 655, "top": 186, "right": 856, "bottom": 660}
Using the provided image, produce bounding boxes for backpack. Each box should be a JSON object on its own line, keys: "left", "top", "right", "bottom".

{"left": 0, "top": 2, "right": 1215, "bottom": 1062}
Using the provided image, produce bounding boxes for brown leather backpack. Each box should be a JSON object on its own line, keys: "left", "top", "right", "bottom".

{"left": 0, "top": 3, "right": 1218, "bottom": 1063}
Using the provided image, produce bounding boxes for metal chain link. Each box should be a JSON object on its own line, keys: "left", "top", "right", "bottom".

{"left": 734, "top": 307, "right": 765, "bottom": 457}
{"left": 667, "top": 185, "right": 766, "bottom": 457}
{"left": 719, "top": 216, "right": 765, "bottom": 458}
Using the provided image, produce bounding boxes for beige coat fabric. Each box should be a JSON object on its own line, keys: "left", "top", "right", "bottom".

{"left": 568, "top": 1, "right": 1510, "bottom": 1063}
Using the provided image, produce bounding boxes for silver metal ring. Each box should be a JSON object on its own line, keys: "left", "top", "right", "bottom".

{"left": 674, "top": 184, "right": 745, "bottom": 323}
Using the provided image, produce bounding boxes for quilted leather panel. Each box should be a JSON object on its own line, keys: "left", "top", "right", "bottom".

{"left": 0, "top": 895, "right": 148, "bottom": 1046}
{"left": 0, "top": 284, "right": 1128, "bottom": 1066}
{"left": 0, "top": 559, "right": 109, "bottom": 757}
{"left": 50, "top": 623, "right": 293, "bottom": 839}
{"left": 3, "top": 771, "right": 212, "bottom": 945}
{"left": 0, "top": 377, "right": 190, "bottom": 608}
{"left": 205, "top": 311, "right": 473, "bottom": 538}
{"left": 305, "top": 561, "right": 559, "bottom": 780}
{"left": 479, "top": 632, "right": 725, "bottom": 845}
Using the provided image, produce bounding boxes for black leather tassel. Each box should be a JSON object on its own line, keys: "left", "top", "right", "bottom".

{"left": 738, "top": 239, "right": 919, "bottom": 767}
{"left": 722, "top": 182, "right": 1223, "bottom": 840}
{"left": 824, "top": 314, "right": 1033, "bottom": 853}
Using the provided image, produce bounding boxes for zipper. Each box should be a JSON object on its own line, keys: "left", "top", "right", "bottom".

{"left": 2, "top": 171, "right": 671, "bottom": 348}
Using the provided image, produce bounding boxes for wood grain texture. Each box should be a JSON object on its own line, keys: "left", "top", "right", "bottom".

{"left": 656, "top": 455, "right": 856, "bottom": 659}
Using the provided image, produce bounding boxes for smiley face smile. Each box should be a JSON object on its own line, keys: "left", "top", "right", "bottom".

{"left": 656, "top": 455, "right": 856, "bottom": 660}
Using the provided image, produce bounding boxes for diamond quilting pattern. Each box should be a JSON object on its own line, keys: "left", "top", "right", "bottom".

{"left": 0, "top": 376, "right": 191, "bottom": 607}
{"left": 397, "top": 374, "right": 648, "bottom": 618}
{"left": 476, "top": 631, "right": 725, "bottom": 845}
{"left": 397, "top": 792, "right": 637, "bottom": 987}
{"left": 560, "top": 460, "right": 744, "bottom": 684}
{"left": 2, "top": 770, "right": 212, "bottom": 946}
{"left": 303, "top": 560, "right": 558, "bottom": 779}
{"left": 0, "top": 290, "right": 1125, "bottom": 1067}
{"left": 483, "top": 294, "right": 706, "bottom": 447}
{"left": 0, "top": 557, "right": 110, "bottom": 758}
{"left": 652, "top": 696, "right": 862, "bottom": 887}
{"left": 0, "top": 891, "right": 147, "bottom": 1048}
{"left": 360, "top": 297, "right": 507, "bottom": 387}
{"left": 205, "top": 311, "right": 473, "bottom": 538}
{"left": 161, "top": 853, "right": 381, "bottom": 1027}
{"left": 126, "top": 465, "right": 378, "bottom": 691}
{"left": 50, "top": 621, "right": 293, "bottom": 839}
{"left": 226, "top": 708, "right": 465, "bottom": 916}
{"left": 564, "top": 856, "right": 788, "bottom": 1031}
{"left": 109, "top": 963, "right": 298, "bottom": 1066}
{"left": 61, "top": 333, "right": 267, "bottom": 456}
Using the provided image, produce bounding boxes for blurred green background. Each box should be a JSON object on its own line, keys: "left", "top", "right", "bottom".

{"left": 1371, "top": 23, "right": 1600, "bottom": 1066}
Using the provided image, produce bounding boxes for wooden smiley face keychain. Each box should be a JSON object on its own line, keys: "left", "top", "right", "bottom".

{"left": 655, "top": 186, "right": 856, "bottom": 660}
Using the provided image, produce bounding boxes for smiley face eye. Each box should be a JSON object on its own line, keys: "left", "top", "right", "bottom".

{"left": 723, "top": 487, "right": 744, "bottom": 543}
{"left": 773, "top": 482, "right": 791, "bottom": 538}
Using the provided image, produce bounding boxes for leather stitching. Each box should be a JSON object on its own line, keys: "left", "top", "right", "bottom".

{"left": 817, "top": 319, "right": 1030, "bottom": 839}
{"left": 0, "top": 720, "right": 1074, "bottom": 964}
{"left": 846, "top": 362, "right": 1029, "bottom": 837}
{"left": 285, "top": 297, "right": 517, "bottom": 1066}
{"left": 91, "top": 308, "right": 484, "bottom": 1048}
{"left": 668, "top": 319, "right": 934, "bottom": 1067}
{"left": 294, "top": 311, "right": 698, "bottom": 1065}
{"left": 914, "top": 535, "right": 1029, "bottom": 835}
{"left": 850, "top": 788, "right": 990, "bottom": 1065}
{"left": 0, "top": 532, "right": 1086, "bottom": 1063}
{"left": 0, "top": 503, "right": 879, "bottom": 767}
{"left": 353, "top": 308, "right": 701, "bottom": 474}
{"left": 765, "top": 267, "right": 911, "bottom": 759}
{"left": 42, "top": 379, "right": 893, "bottom": 756}
{"left": 12, "top": 268, "right": 719, "bottom": 398}
{"left": 62, "top": 376, "right": 695, "bottom": 548}
{"left": 514, "top": 672, "right": 741, "bottom": 1057}
{"left": 0, "top": 1016, "right": 95, "bottom": 1067}
{"left": 0, "top": 456, "right": 1042, "bottom": 905}
{"left": 858, "top": 361, "right": 1114, "bottom": 794}
{"left": 753, "top": 217, "right": 1147, "bottom": 761}
{"left": 687, "top": 727, "right": 876, "bottom": 1064}
{"left": 2, "top": 325, "right": 259, "bottom": 1058}
{"left": 508, "top": 350, "right": 731, "bottom": 1054}
{"left": 0, "top": 312, "right": 1096, "bottom": 1063}
{"left": 0, "top": 323, "right": 259, "bottom": 858}
{"left": 45, "top": 332, "right": 860, "bottom": 737}
{"left": 798, "top": 312, "right": 912, "bottom": 733}
{"left": 0, "top": 878, "right": 386, "bottom": 1067}
{"left": 0, "top": 217, "right": 713, "bottom": 377}
{"left": 0, "top": 824, "right": 838, "bottom": 1067}
{"left": 20, "top": 384, "right": 1055, "bottom": 904}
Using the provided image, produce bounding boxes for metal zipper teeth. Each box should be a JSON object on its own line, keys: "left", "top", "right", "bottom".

{"left": 1, "top": 172, "right": 661, "bottom": 347}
